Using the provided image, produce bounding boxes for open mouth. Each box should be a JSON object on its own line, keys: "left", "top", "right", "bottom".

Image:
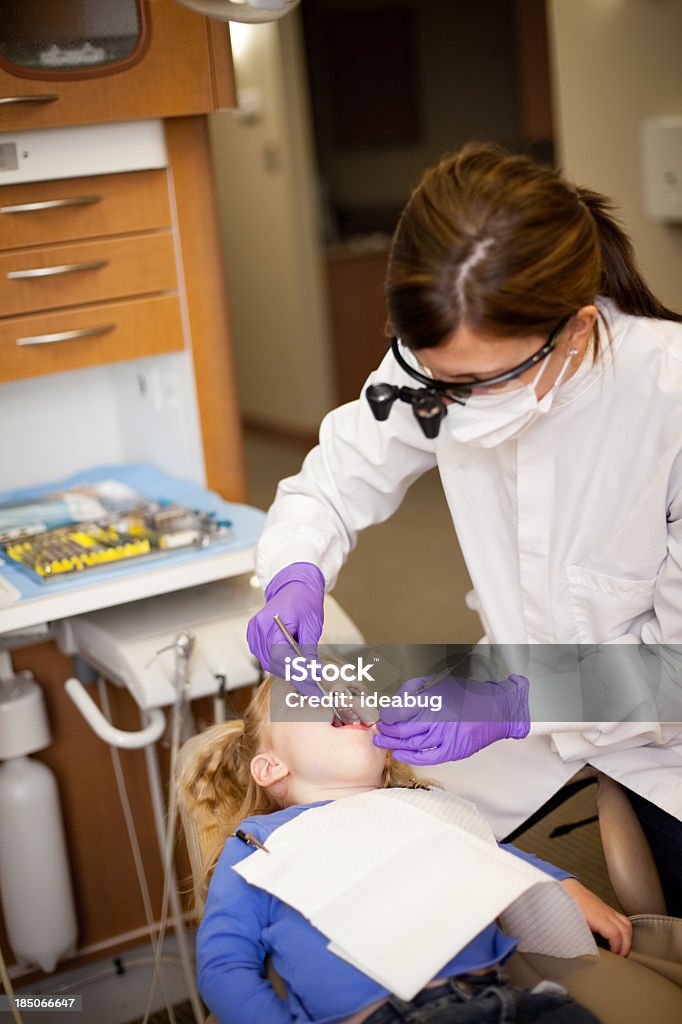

{"left": 331, "top": 715, "right": 375, "bottom": 730}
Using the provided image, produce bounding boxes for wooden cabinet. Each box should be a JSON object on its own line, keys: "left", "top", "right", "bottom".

{"left": 0, "top": 168, "right": 184, "bottom": 411}
{"left": 0, "top": 129, "right": 246, "bottom": 500}
{"left": 0, "top": 131, "right": 254, "bottom": 541}
{"left": 0, "top": 0, "right": 235, "bottom": 131}
{"left": 0, "top": 3, "right": 244, "bottom": 502}
{"left": 0, "top": 168, "right": 184, "bottom": 381}
{"left": 0, "top": 121, "right": 248, "bottom": 970}
{"left": 325, "top": 245, "right": 391, "bottom": 405}
{"left": 0, "top": 3, "right": 246, "bottom": 983}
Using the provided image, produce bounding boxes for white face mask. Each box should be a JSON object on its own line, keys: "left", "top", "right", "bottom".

{"left": 445, "top": 348, "right": 578, "bottom": 448}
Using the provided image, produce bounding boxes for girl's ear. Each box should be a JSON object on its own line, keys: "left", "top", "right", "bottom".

{"left": 251, "top": 751, "right": 289, "bottom": 791}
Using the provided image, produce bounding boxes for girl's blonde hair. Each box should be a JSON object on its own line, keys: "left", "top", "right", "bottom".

{"left": 177, "top": 678, "right": 423, "bottom": 899}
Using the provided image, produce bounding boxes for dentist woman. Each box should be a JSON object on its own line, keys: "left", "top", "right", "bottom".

{"left": 247, "top": 144, "right": 682, "bottom": 911}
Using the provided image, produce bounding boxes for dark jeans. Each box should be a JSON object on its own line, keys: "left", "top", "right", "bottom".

{"left": 363, "top": 970, "right": 601, "bottom": 1024}
{"left": 625, "top": 787, "right": 682, "bottom": 916}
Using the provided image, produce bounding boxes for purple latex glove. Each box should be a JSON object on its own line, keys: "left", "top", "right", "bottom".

{"left": 246, "top": 562, "right": 325, "bottom": 688}
{"left": 373, "top": 673, "right": 530, "bottom": 765}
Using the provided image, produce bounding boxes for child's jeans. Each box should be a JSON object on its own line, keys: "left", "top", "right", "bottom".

{"left": 363, "top": 968, "right": 601, "bottom": 1024}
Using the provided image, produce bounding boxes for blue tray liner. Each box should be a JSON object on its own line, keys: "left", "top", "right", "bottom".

{"left": 0, "top": 462, "right": 266, "bottom": 602}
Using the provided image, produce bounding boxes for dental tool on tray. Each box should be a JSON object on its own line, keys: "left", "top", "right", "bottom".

{"left": 272, "top": 614, "right": 363, "bottom": 725}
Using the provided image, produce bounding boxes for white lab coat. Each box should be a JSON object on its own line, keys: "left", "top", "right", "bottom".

{"left": 255, "top": 298, "right": 682, "bottom": 833}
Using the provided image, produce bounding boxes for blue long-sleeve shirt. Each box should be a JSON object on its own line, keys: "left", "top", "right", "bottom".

{"left": 197, "top": 801, "right": 573, "bottom": 1024}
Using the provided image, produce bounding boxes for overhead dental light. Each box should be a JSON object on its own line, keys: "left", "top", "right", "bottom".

{"left": 177, "top": 0, "right": 301, "bottom": 23}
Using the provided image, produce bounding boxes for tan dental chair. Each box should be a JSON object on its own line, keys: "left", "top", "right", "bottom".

{"left": 177, "top": 735, "right": 682, "bottom": 1024}
{"left": 506, "top": 766, "right": 669, "bottom": 918}
{"left": 502, "top": 767, "right": 682, "bottom": 1023}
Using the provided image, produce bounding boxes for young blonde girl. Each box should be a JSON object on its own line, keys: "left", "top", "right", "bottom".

{"left": 179, "top": 678, "right": 415, "bottom": 903}
{"left": 177, "top": 678, "right": 635, "bottom": 1024}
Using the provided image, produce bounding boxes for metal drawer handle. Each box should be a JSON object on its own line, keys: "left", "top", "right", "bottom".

{"left": 7, "top": 258, "right": 109, "bottom": 280}
{"left": 1, "top": 195, "right": 102, "bottom": 214}
{"left": 0, "top": 94, "right": 59, "bottom": 105}
{"left": 16, "top": 324, "right": 115, "bottom": 347}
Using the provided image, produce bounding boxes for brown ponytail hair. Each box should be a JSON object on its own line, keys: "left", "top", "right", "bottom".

{"left": 177, "top": 677, "right": 420, "bottom": 900}
{"left": 575, "top": 186, "right": 680, "bottom": 322}
{"left": 387, "top": 143, "right": 680, "bottom": 355}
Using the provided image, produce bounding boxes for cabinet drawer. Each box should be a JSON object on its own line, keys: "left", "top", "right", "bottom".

{"left": 1, "top": 232, "right": 177, "bottom": 317}
{"left": 0, "top": 293, "right": 184, "bottom": 382}
{"left": 0, "top": 170, "right": 171, "bottom": 250}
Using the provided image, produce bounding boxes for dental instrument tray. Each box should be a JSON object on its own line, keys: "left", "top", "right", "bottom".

{"left": 1, "top": 490, "right": 233, "bottom": 583}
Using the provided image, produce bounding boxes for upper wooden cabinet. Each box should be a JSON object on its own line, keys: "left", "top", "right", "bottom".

{"left": 0, "top": 0, "right": 235, "bottom": 132}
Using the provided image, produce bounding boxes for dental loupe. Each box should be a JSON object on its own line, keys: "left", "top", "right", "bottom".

{"left": 366, "top": 328, "right": 566, "bottom": 438}
{"left": 365, "top": 383, "right": 458, "bottom": 438}
{"left": 365, "top": 339, "right": 470, "bottom": 438}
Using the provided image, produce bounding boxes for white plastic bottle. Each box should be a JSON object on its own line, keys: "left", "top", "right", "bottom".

{"left": 0, "top": 676, "right": 77, "bottom": 973}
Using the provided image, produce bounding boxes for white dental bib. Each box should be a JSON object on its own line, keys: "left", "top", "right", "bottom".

{"left": 234, "top": 788, "right": 596, "bottom": 999}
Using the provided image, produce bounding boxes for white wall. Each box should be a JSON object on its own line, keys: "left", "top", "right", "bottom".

{"left": 548, "top": 0, "right": 682, "bottom": 309}
{"left": 0, "top": 353, "right": 206, "bottom": 491}
{"left": 209, "top": 15, "right": 334, "bottom": 435}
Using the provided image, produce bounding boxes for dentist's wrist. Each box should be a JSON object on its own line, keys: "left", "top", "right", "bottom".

{"left": 264, "top": 562, "right": 326, "bottom": 601}
{"left": 502, "top": 674, "right": 531, "bottom": 739}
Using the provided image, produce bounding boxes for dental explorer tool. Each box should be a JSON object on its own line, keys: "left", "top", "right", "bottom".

{"left": 272, "top": 614, "right": 356, "bottom": 724}
{"left": 410, "top": 665, "right": 452, "bottom": 696}
{"left": 409, "top": 666, "right": 453, "bottom": 750}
